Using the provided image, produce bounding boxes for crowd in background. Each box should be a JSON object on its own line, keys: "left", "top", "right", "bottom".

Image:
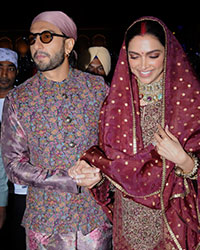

{"left": 1, "top": 17, "right": 200, "bottom": 250}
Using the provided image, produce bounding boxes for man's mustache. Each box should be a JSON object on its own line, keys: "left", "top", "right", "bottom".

{"left": 0, "top": 78, "right": 10, "bottom": 84}
{"left": 33, "top": 51, "right": 50, "bottom": 59}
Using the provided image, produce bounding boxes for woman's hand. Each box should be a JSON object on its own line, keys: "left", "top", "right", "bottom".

{"left": 68, "top": 160, "right": 102, "bottom": 189}
{"left": 154, "top": 124, "right": 194, "bottom": 173}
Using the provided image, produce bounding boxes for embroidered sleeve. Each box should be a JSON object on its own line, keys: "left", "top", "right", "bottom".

{"left": 1, "top": 97, "right": 79, "bottom": 194}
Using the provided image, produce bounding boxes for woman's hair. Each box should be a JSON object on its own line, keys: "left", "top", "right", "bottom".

{"left": 125, "top": 20, "right": 165, "bottom": 49}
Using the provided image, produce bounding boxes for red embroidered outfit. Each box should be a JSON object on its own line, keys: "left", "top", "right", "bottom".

{"left": 81, "top": 17, "right": 200, "bottom": 249}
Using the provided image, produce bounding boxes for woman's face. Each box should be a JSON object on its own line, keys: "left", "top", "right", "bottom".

{"left": 127, "top": 34, "right": 165, "bottom": 84}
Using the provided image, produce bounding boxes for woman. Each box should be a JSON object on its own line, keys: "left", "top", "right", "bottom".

{"left": 70, "top": 16, "right": 200, "bottom": 249}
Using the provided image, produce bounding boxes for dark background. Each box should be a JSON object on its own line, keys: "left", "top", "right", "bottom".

{"left": 1, "top": 1, "right": 200, "bottom": 74}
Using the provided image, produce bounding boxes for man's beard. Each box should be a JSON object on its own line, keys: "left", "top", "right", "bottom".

{"left": 33, "top": 44, "right": 65, "bottom": 72}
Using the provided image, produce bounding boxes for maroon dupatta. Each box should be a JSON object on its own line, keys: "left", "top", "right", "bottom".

{"left": 82, "top": 16, "right": 200, "bottom": 249}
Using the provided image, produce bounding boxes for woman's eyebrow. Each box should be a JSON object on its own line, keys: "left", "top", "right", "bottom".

{"left": 128, "top": 49, "right": 162, "bottom": 55}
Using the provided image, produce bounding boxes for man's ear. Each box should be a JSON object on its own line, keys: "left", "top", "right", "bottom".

{"left": 65, "top": 38, "right": 75, "bottom": 56}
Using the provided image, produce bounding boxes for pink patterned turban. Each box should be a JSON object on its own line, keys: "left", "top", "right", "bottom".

{"left": 31, "top": 11, "right": 77, "bottom": 41}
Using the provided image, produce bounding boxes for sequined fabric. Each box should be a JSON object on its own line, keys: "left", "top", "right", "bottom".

{"left": 114, "top": 101, "right": 164, "bottom": 250}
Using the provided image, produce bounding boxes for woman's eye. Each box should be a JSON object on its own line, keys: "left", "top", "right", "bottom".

{"left": 149, "top": 54, "right": 160, "bottom": 59}
{"left": 129, "top": 55, "right": 138, "bottom": 60}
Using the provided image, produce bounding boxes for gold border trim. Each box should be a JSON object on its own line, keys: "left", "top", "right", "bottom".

{"left": 105, "top": 174, "right": 160, "bottom": 198}
{"left": 128, "top": 17, "right": 183, "bottom": 249}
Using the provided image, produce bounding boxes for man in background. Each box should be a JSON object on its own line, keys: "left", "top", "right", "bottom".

{"left": 0, "top": 48, "right": 27, "bottom": 250}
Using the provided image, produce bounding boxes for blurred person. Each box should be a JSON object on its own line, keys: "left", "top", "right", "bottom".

{"left": 0, "top": 48, "right": 27, "bottom": 250}
{"left": 76, "top": 34, "right": 90, "bottom": 55}
{"left": 70, "top": 16, "right": 200, "bottom": 249}
{"left": 0, "top": 37, "right": 13, "bottom": 50}
{"left": 92, "top": 34, "right": 107, "bottom": 47}
{"left": 1, "top": 11, "right": 112, "bottom": 250}
{"left": 15, "top": 36, "right": 36, "bottom": 85}
{"left": 78, "top": 46, "right": 111, "bottom": 85}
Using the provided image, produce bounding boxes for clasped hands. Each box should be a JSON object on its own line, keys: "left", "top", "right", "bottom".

{"left": 68, "top": 160, "right": 102, "bottom": 189}
{"left": 68, "top": 124, "right": 194, "bottom": 186}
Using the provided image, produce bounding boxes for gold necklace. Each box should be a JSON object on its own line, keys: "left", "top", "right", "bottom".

{"left": 138, "top": 78, "right": 163, "bottom": 104}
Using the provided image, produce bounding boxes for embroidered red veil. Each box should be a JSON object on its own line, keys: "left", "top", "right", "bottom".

{"left": 81, "top": 16, "right": 200, "bottom": 248}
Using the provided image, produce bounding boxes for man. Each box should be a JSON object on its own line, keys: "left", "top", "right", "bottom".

{"left": 0, "top": 48, "right": 17, "bottom": 230}
{"left": 0, "top": 48, "right": 27, "bottom": 250}
{"left": 78, "top": 46, "right": 112, "bottom": 85}
{"left": 1, "top": 11, "right": 112, "bottom": 249}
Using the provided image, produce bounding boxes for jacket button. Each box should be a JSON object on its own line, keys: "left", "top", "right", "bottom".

{"left": 69, "top": 141, "right": 76, "bottom": 148}
{"left": 66, "top": 116, "right": 72, "bottom": 123}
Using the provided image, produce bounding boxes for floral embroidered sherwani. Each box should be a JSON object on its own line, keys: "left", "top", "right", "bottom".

{"left": 1, "top": 68, "right": 109, "bottom": 237}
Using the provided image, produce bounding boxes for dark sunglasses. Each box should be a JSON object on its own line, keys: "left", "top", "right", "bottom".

{"left": 28, "top": 30, "right": 69, "bottom": 45}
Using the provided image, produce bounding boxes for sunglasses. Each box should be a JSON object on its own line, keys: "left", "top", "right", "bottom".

{"left": 28, "top": 30, "right": 69, "bottom": 45}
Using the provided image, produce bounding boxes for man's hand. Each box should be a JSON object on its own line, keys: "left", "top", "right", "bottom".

{"left": 68, "top": 160, "right": 102, "bottom": 189}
